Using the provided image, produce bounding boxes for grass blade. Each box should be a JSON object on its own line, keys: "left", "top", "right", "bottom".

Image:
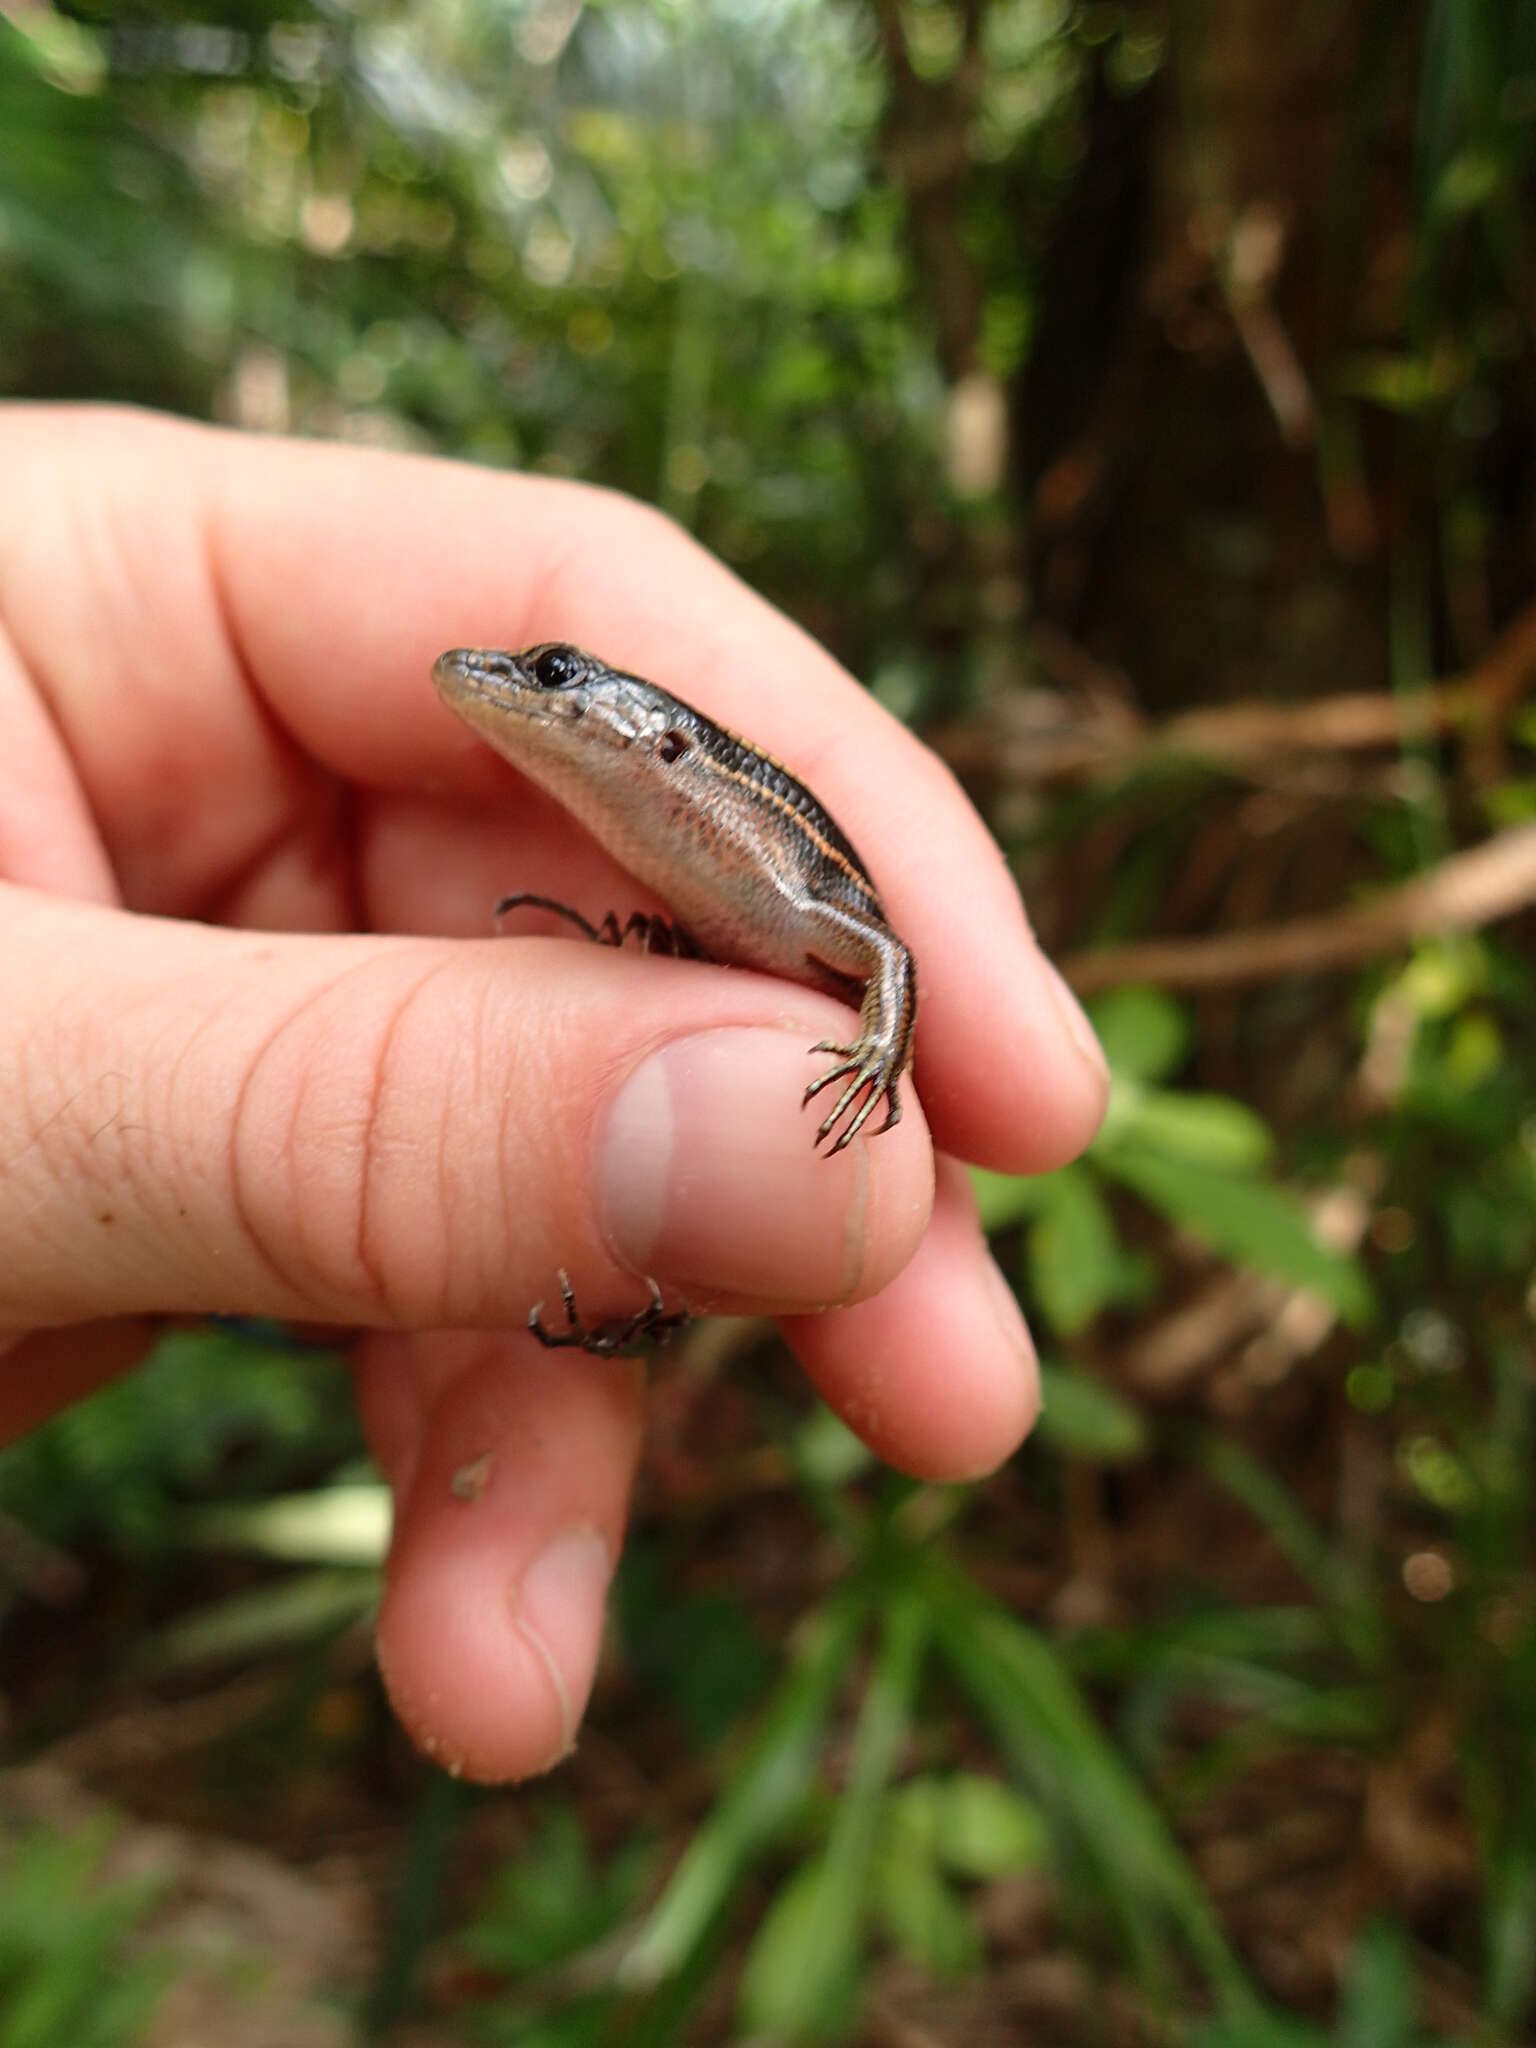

{"left": 619, "top": 1586, "right": 871, "bottom": 1991}
{"left": 927, "top": 1560, "right": 1258, "bottom": 2017}
{"left": 738, "top": 1587, "right": 926, "bottom": 2038}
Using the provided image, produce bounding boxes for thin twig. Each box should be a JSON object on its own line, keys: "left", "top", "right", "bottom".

{"left": 1221, "top": 203, "right": 1316, "bottom": 448}
{"left": 1061, "top": 822, "right": 1536, "bottom": 992}
{"left": 938, "top": 598, "right": 1536, "bottom": 781}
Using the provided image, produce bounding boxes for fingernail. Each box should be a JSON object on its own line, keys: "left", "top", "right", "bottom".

{"left": 1040, "top": 955, "right": 1109, "bottom": 1086}
{"left": 598, "top": 1027, "right": 877, "bottom": 1304}
{"left": 514, "top": 1525, "right": 613, "bottom": 1766}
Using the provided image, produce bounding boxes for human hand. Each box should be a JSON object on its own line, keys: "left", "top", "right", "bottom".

{"left": 0, "top": 405, "right": 1107, "bottom": 1778}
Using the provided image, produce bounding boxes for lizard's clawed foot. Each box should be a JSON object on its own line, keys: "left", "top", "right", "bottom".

{"left": 802, "top": 1037, "right": 904, "bottom": 1155}
{"left": 528, "top": 1268, "right": 691, "bottom": 1355}
{"left": 494, "top": 893, "right": 699, "bottom": 957}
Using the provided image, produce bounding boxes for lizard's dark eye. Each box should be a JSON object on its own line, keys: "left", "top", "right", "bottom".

{"left": 530, "top": 645, "right": 586, "bottom": 690}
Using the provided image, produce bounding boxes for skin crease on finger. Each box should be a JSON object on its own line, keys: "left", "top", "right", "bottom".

{"left": 782, "top": 1156, "right": 1039, "bottom": 1481}
{"left": 2, "top": 889, "right": 934, "bottom": 1331}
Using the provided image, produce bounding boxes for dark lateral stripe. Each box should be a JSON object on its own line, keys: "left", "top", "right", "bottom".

{"left": 702, "top": 749, "right": 883, "bottom": 907}
{"left": 610, "top": 665, "right": 882, "bottom": 900}
{"left": 686, "top": 716, "right": 872, "bottom": 879}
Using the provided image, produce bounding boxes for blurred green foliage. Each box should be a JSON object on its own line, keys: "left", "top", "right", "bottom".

{"left": 3, "top": 0, "right": 962, "bottom": 682}
{"left": 0, "top": 1324, "right": 353, "bottom": 1562}
{"left": 0, "top": 1820, "right": 171, "bottom": 2048}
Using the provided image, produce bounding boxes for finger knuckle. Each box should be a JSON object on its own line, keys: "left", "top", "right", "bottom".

{"left": 229, "top": 959, "right": 478, "bottom": 1324}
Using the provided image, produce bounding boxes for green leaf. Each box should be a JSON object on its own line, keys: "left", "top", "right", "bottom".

{"left": 1432, "top": 147, "right": 1500, "bottom": 216}
{"left": 620, "top": 1590, "right": 869, "bottom": 1992}
{"left": 148, "top": 1568, "right": 379, "bottom": 1671}
{"left": 927, "top": 1564, "right": 1259, "bottom": 2017}
{"left": 1390, "top": 939, "right": 1487, "bottom": 1020}
{"left": 466, "top": 1808, "right": 651, "bottom": 1979}
{"left": 1087, "top": 985, "right": 1189, "bottom": 1083}
{"left": 1191, "top": 2017, "right": 1328, "bottom": 2048}
{"left": 870, "top": 1848, "right": 980, "bottom": 1978}
{"left": 1113, "top": 1090, "right": 1274, "bottom": 1172}
{"left": 1036, "top": 1366, "right": 1149, "bottom": 1463}
{"left": 931, "top": 1775, "right": 1051, "bottom": 1880}
{"left": 1198, "top": 1436, "right": 1387, "bottom": 1670}
{"left": 1026, "top": 1166, "right": 1141, "bottom": 1337}
{"left": 736, "top": 1593, "right": 926, "bottom": 2040}
{"left": 737, "top": 1855, "right": 860, "bottom": 2041}
{"left": 617, "top": 1542, "right": 774, "bottom": 1746}
{"left": 1098, "top": 1144, "right": 1374, "bottom": 1326}
{"left": 1334, "top": 349, "right": 1463, "bottom": 412}
{"left": 880, "top": 1774, "right": 1049, "bottom": 1884}
{"left": 0, "top": 1820, "right": 172, "bottom": 2048}
{"left": 182, "top": 1484, "right": 391, "bottom": 1566}
{"left": 463, "top": 1996, "right": 621, "bottom": 2048}
{"left": 970, "top": 1166, "right": 1051, "bottom": 1234}
{"left": 1339, "top": 1918, "right": 1415, "bottom": 2048}
{"left": 791, "top": 1407, "right": 875, "bottom": 1489}
{"left": 7, "top": 8, "right": 105, "bottom": 92}
{"left": 1482, "top": 777, "right": 1536, "bottom": 828}
{"left": 1484, "top": 1838, "right": 1536, "bottom": 2030}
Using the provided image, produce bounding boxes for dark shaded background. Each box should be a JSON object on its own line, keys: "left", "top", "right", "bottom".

{"left": 3, "top": 2, "right": 1535, "bottom": 2042}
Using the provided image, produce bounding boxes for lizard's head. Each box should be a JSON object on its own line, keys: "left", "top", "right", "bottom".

{"left": 432, "top": 643, "right": 676, "bottom": 778}
{"left": 433, "top": 641, "right": 596, "bottom": 717}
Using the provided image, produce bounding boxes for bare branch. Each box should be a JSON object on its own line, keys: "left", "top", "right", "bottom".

{"left": 939, "top": 598, "right": 1536, "bottom": 782}
{"left": 1062, "top": 823, "right": 1536, "bottom": 992}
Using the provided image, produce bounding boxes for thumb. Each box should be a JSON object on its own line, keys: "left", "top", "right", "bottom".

{"left": 3, "top": 885, "right": 933, "bottom": 1334}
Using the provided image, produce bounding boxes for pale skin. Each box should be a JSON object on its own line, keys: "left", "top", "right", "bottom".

{"left": 0, "top": 406, "right": 1109, "bottom": 1782}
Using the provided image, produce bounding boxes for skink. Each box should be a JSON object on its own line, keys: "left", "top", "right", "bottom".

{"left": 432, "top": 642, "right": 917, "bottom": 1155}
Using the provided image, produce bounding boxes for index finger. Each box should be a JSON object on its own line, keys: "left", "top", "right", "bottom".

{"left": 2, "top": 405, "right": 1106, "bottom": 1172}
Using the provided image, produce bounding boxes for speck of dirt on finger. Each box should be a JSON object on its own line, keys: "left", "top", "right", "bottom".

{"left": 451, "top": 1452, "right": 494, "bottom": 1502}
